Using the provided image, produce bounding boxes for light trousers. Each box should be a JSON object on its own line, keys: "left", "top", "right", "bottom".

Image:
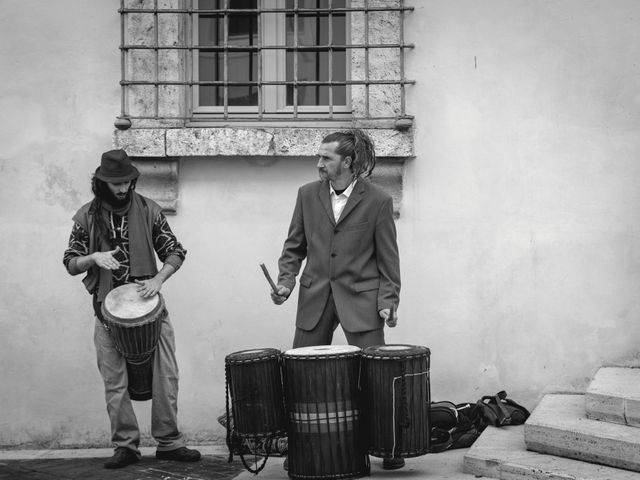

{"left": 93, "top": 314, "right": 186, "bottom": 454}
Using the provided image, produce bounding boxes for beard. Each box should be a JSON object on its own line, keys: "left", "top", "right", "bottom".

{"left": 102, "top": 187, "right": 132, "bottom": 209}
{"left": 318, "top": 164, "right": 346, "bottom": 185}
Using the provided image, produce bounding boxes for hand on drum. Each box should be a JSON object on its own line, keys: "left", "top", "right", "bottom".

{"left": 135, "top": 278, "right": 162, "bottom": 298}
{"left": 270, "top": 285, "right": 291, "bottom": 305}
{"left": 379, "top": 308, "right": 398, "bottom": 328}
{"left": 92, "top": 248, "right": 121, "bottom": 270}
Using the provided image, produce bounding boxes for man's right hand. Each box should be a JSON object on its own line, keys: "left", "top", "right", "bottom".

{"left": 270, "top": 285, "right": 291, "bottom": 305}
{"left": 92, "top": 248, "right": 121, "bottom": 270}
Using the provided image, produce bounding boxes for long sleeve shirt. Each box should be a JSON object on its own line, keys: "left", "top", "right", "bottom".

{"left": 63, "top": 210, "right": 187, "bottom": 291}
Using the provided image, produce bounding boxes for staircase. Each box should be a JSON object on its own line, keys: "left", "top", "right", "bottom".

{"left": 463, "top": 366, "right": 640, "bottom": 479}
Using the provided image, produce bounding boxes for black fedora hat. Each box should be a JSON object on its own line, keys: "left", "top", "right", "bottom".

{"left": 95, "top": 149, "right": 139, "bottom": 183}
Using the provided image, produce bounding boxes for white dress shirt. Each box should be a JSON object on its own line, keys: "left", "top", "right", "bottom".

{"left": 329, "top": 179, "right": 357, "bottom": 223}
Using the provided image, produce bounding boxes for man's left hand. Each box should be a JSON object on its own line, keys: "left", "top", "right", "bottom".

{"left": 379, "top": 308, "right": 398, "bottom": 328}
{"left": 135, "top": 277, "right": 163, "bottom": 298}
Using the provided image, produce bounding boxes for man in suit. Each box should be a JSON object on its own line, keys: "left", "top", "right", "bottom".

{"left": 271, "top": 129, "right": 403, "bottom": 470}
{"left": 271, "top": 128, "right": 400, "bottom": 350}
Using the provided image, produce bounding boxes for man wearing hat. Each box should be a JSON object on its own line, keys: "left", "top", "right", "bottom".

{"left": 63, "top": 149, "right": 201, "bottom": 469}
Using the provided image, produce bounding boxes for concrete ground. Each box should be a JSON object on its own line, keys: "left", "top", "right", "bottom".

{"left": 0, "top": 446, "right": 477, "bottom": 480}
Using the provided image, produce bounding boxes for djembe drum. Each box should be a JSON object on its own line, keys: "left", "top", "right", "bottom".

{"left": 101, "top": 283, "right": 166, "bottom": 401}
{"left": 225, "top": 348, "right": 287, "bottom": 473}
{"left": 360, "top": 345, "right": 431, "bottom": 459}
{"left": 283, "top": 345, "right": 370, "bottom": 480}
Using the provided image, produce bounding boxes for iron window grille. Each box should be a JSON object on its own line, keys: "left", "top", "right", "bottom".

{"left": 117, "top": 0, "right": 415, "bottom": 128}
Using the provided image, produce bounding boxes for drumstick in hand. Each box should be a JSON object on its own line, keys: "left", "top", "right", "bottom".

{"left": 386, "top": 305, "right": 397, "bottom": 328}
{"left": 259, "top": 263, "right": 278, "bottom": 292}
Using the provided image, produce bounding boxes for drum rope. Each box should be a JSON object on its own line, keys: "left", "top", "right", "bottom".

{"left": 236, "top": 435, "right": 273, "bottom": 474}
{"left": 107, "top": 307, "right": 167, "bottom": 361}
{"left": 224, "top": 362, "right": 234, "bottom": 464}
{"left": 391, "top": 370, "right": 429, "bottom": 458}
{"left": 225, "top": 352, "right": 282, "bottom": 475}
{"left": 397, "top": 362, "right": 408, "bottom": 457}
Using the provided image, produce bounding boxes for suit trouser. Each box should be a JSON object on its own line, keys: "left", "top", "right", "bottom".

{"left": 293, "top": 291, "right": 385, "bottom": 349}
{"left": 93, "top": 314, "right": 186, "bottom": 455}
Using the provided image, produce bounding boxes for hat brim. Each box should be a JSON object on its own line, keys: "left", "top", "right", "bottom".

{"left": 95, "top": 166, "right": 140, "bottom": 183}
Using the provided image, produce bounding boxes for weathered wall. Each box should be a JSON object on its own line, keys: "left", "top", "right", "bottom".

{"left": 0, "top": 1, "right": 123, "bottom": 447}
{"left": 2, "top": 0, "right": 640, "bottom": 447}
{"left": 403, "top": 0, "right": 640, "bottom": 404}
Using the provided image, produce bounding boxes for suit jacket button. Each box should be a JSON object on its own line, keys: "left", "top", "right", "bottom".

{"left": 331, "top": 253, "right": 337, "bottom": 257}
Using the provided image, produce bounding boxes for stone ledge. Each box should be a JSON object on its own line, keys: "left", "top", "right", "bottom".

{"left": 586, "top": 367, "right": 640, "bottom": 427}
{"left": 524, "top": 393, "right": 640, "bottom": 472}
{"left": 464, "top": 425, "right": 640, "bottom": 480}
{"left": 114, "top": 127, "right": 412, "bottom": 216}
{"left": 114, "top": 127, "right": 414, "bottom": 158}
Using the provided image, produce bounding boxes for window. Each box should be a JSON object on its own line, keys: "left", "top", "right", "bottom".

{"left": 196, "top": 0, "right": 261, "bottom": 109}
{"left": 194, "top": 0, "right": 349, "bottom": 118}
{"left": 117, "top": 0, "right": 413, "bottom": 127}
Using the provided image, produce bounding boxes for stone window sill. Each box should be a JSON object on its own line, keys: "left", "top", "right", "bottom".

{"left": 113, "top": 126, "right": 413, "bottom": 216}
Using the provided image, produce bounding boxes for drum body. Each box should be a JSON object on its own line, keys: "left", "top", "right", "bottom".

{"left": 225, "top": 348, "right": 287, "bottom": 438}
{"left": 101, "top": 283, "right": 166, "bottom": 401}
{"left": 283, "top": 345, "right": 369, "bottom": 480}
{"left": 361, "top": 345, "right": 430, "bottom": 458}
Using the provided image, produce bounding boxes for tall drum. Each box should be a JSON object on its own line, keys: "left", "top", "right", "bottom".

{"left": 225, "top": 348, "right": 287, "bottom": 438}
{"left": 360, "top": 345, "right": 431, "bottom": 459}
{"left": 225, "top": 348, "right": 287, "bottom": 474}
{"left": 101, "top": 283, "right": 166, "bottom": 401}
{"left": 283, "top": 345, "right": 370, "bottom": 480}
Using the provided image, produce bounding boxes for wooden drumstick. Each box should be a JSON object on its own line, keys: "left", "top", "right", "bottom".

{"left": 388, "top": 304, "right": 397, "bottom": 327}
{"left": 259, "top": 263, "right": 278, "bottom": 292}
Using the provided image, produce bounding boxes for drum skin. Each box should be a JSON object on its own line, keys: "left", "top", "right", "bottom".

{"left": 283, "top": 345, "right": 370, "bottom": 480}
{"left": 101, "top": 283, "right": 167, "bottom": 401}
{"left": 360, "top": 345, "right": 431, "bottom": 458}
{"left": 225, "top": 348, "right": 287, "bottom": 437}
{"left": 101, "top": 283, "right": 165, "bottom": 361}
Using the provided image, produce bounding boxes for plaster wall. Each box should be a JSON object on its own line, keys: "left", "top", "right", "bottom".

{"left": 403, "top": 0, "right": 640, "bottom": 403}
{"left": 2, "top": 0, "right": 640, "bottom": 447}
{"left": 0, "top": 1, "right": 124, "bottom": 447}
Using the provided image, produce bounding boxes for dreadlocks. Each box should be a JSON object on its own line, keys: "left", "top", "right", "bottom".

{"left": 321, "top": 129, "right": 376, "bottom": 178}
{"left": 88, "top": 170, "right": 137, "bottom": 244}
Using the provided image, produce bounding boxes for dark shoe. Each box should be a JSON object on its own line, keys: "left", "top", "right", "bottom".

{"left": 156, "top": 446, "right": 201, "bottom": 462}
{"left": 104, "top": 447, "right": 139, "bottom": 469}
{"left": 382, "top": 457, "right": 405, "bottom": 470}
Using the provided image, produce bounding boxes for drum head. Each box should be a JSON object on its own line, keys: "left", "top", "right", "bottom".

{"left": 225, "top": 348, "right": 281, "bottom": 363}
{"left": 284, "top": 345, "right": 361, "bottom": 357}
{"left": 103, "top": 283, "right": 159, "bottom": 320}
{"left": 362, "top": 344, "right": 430, "bottom": 358}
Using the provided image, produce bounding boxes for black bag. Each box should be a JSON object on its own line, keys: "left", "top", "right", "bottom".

{"left": 429, "top": 401, "right": 487, "bottom": 452}
{"left": 477, "top": 390, "right": 530, "bottom": 426}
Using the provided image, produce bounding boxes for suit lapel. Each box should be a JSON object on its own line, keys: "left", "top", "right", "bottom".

{"left": 317, "top": 181, "right": 336, "bottom": 226}
{"left": 336, "top": 179, "right": 365, "bottom": 226}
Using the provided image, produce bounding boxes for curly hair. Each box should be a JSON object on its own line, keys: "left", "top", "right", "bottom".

{"left": 321, "top": 128, "right": 376, "bottom": 178}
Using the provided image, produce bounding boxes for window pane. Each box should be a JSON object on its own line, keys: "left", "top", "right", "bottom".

{"left": 285, "top": 0, "right": 347, "bottom": 106}
{"left": 198, "top": 0, "right": 258, "bottom": 106}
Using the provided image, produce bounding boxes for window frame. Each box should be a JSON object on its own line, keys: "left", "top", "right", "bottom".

{"left": 191, "top": 0, "right": 352, "bottom": 119}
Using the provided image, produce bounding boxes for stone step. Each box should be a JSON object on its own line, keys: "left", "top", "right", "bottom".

{"left": 586, "top": 366, "right": 640, "bottom": 427}
{"left": 464, "top": 425, "right": 640, "bottom": 480}
{"left": 525, "top": 393, "right": 640, "bottom": 472}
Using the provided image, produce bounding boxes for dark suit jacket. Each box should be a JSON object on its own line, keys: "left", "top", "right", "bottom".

{"left": 277, "top": 178, "right": 400, "bottom": 333}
